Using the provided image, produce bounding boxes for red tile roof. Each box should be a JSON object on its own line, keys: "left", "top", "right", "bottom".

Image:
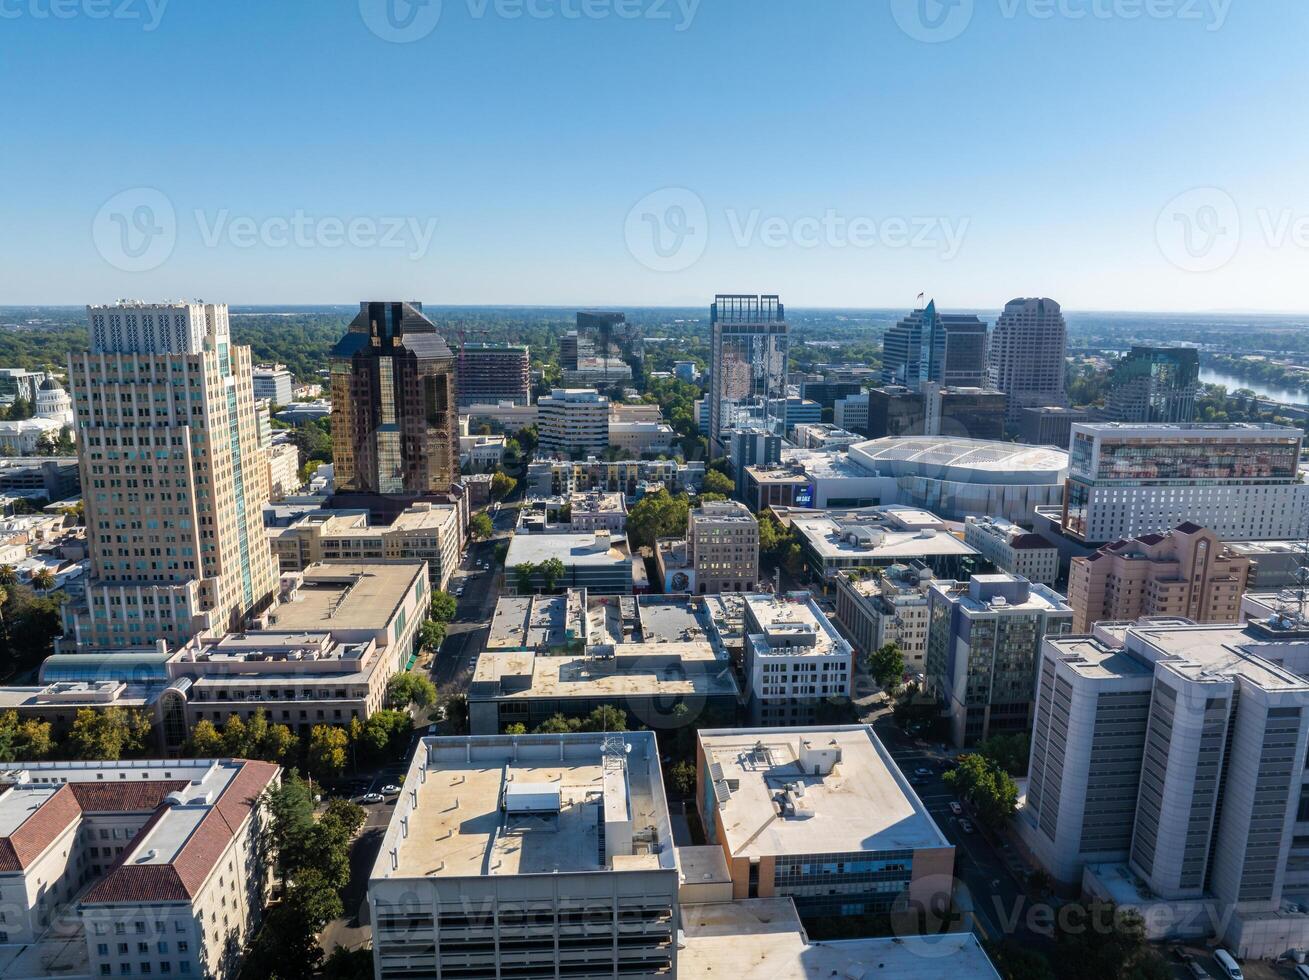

{"left": 81, "top": 760, "right": 278, "bottom": 905}
{"left": 0, "top": 784, "right": 82, "bottom": 872}
{"left": 70, "top": 780, "right": 190, "bottom": 813}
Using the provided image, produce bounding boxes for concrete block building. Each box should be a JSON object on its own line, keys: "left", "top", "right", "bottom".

{"left": 695, "top": 726, "right": 954, "bottom": 920}
{"left": 369, "top": 732, "right": 678, "bottom": 979}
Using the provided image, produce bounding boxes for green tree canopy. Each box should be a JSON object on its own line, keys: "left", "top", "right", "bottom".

{"left": 387, "top": 672, "right": 438, "bottom": 709}
{"left": 626, "top": 489, "right": 689, "bottom": 550}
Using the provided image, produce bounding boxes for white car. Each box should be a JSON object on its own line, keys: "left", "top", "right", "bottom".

{"left": 949, "top": 802, "right": 963, "bottom": 816}
{"left": 360, "top": 792, "right": 385, "bottom": 804}
{"left": 380, "top": 784, "right": 402, "bottom": 796}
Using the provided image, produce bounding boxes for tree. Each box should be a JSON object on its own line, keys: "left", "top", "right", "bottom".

{"left": 491, "top": 471, "right": 518, "bottom": 500}
{"left": 322, "top": 946, "right": 375, "bottom": 980}
{"left": 668, "top": 760, "right": 696, "bottom": 797}
{"left": 442, "top": 693, "right": 469, "bottom": 735}
{"left": 0, "top": 710, "right": 53, "bottom": 761}
{"left": 867, "top": 642, "right": 905, "bottom": 690}
{"left": 0, "top": 565, "right": 16, "bottom": 586}
{"left": 470, "top": 512, "right": 494, "bottom": 540}
{"left": 387, "top": 671, "right": 438, "bottom": 709}
{"left": 944, "top": 753, "right": 1018, "bottom": 828}
{"left": 418, "top": 619, "right": 446, "bottom": 652}
{"left": 701, "top": 468, "right": 734, "bottom": 497}
{"left": 976, "top": 732, "right": 1031, "bottom": 777}
{"left": 539, "top": 557, "right": 566, "bottom": 593}
{"left": 29, "top": 567, "right": 56, "bottom": 593}
{"left": 186, "top": 718, "right": 224, "bottom": 757}
{"left": 534, "top": 713, "right": 577, "bottom": 734}
{"left": 582, "top": 705, "right": 627, "bottom": 732}
{"left": 67, "top": 707, "right": 151, "bottom": 760}
{"left": 308, "top": 724, "right": 349, "bottom": 779}
{"left": 626, "top": 489, "right": 689, "bottom": 550}
{"left": 429, "top": 590, "right": 457, "bottom": 623}
{"left": 1052, "top": 902, "right": 1171, "bottom": 980}
{"left": 514, "top": 561, "right": 537, "bottom": 594}
{"left": 985, "top": 941, "right": 1055, "bottom": 980}
{"left": 504, "top": 722, "right": 527, "bottom": 735}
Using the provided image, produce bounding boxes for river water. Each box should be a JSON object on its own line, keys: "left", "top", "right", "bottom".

{"left": 1198, "top": 369, "right": 1308, "bottom": 404}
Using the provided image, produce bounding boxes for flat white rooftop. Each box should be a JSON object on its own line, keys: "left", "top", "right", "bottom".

{"left": 700, "top": 726, "right": 949, "bottom": 859}
{"left": 375, "top": 732, "right": 675, "bottom": 881}
{"left": 678, "top": 899, "right": 1000, "bottom": 979}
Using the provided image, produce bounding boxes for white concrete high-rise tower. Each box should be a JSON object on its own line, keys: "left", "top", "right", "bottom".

{"left": 64, "top": 301, "right": 278, "bottom": 650}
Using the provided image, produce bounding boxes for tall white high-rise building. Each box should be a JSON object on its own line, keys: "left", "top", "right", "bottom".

{"left": 64, "top": 301, "right": 278, "bottom": 650}
{"left": 988, "top": 297, "right": 1067, "bottom": 427}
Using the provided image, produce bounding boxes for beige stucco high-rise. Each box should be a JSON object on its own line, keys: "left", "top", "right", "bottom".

{"left": 1067, "top": 522, "right": 1251, "bottom": 633}
{"left": 64, "top": 302, "right": 278, "bottom": 650}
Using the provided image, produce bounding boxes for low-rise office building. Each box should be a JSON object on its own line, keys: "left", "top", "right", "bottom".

{"left": 964, "top": 515, "right": 1059, "bottom": 585}
{"left": 925, "top": 574, "right": 1073, "bottom": 747}
{"left": 678, "top": 900, "right": 1000, "bottom": 979}
{"left": 0, "top": 563, "right": 429, "bottom": 749}
{"left": 470, "top": 595, "right": 740, "bottom": 734}
{"left": 695, "top": 726, "right": 954, "bottom": 919}
{"left": 462, "top": 400, "right": 538, "bottom": 434}
{"left": 1067, "top": 522, "right": 1251, "bottom": 632}
{"left": 1020, "top": 613, "right": 1309, "bottom": 957}
{"left": 268, "top": 502, "right": 462, "bottom": 590}
{"left": 459, "top": 433, "right": 507, "bottom": 472}
{"left": 506, "top": 531, "right": 634, "bottom": 595}
{"left": 1227, "top": 539, "right": 1309, "bottom": 591}
{"left": 251, "top": 363, "right": 294, "bottom": 404}
{"left": 608, "top": 420, "right": 675, "bottom": 456}
{"left": 791, "top": 423, "right": 860, "bottom": 451}
{"left": 742, "top": 593, "right": 853, "bottom": 725}
{"left": 568, "top": 491, "right": 627, "bottom": 533}
{"left": 369, "top": 732, "right": 678, "bottom": 979}
{"left": 0, "top": 758, "right": 278, "bottom": 980}
{"left": 833, "top": 563, "right": 936, "bottom": 671}
{"left": 790, "top": 507, "right": 981, "bottom": 582}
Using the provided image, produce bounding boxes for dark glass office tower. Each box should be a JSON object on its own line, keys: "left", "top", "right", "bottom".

{"left": 708, "top": 294, "right": 789, "bottom": 457}
{"left": 1106, "top": 346, "right": 1202, "bottom": 423}
{"left": 330, "top": 301, "right": 458, "bottom": 496}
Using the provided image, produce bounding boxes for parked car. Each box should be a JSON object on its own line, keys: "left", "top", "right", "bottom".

{"left": 380, "top": 784, "right": 402, "bottom": 795}
{"left": 1213, "top": 949, "right": 1243, "bottom": 980}
{"left": 914, "top": 768, "right": 932, "bottom": 777}
{"left": 360, "top": 792, "right": 385, "bottom": 804}
{"left": 949, "top": 802, "right": 963, "bottom": 816}
{"left": 958, "top": 819, "right": 975, "bottom": 834}
{"left": 1189, "top": 962, "right": 1210, "bottom": 979}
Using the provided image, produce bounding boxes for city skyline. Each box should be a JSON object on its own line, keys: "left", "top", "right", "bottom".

{"left": 3, "top": 4, "right": 1308, "bottom": 311}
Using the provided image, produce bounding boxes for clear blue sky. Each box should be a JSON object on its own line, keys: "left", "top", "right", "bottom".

{"left": 2, "top": 0, "right": 1306, "bottom": 311}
